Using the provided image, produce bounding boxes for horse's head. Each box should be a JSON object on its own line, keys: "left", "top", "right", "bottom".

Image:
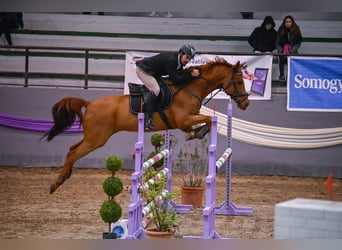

{"left": 200, "top": 58, "right": 249, "bottom": 110}
{"left": 221, "top": 61, "right": 250, "bottom": 110}
{"left": 185, "top": 58, "right": 250, "bottom": 110}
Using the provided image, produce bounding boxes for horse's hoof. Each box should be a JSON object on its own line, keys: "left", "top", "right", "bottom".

{"left": 197, "top": 126, "right": 210, "bottom": 139}
{"left": 185, "top": 134, "right": 192, "bottom": 141}
{"left": 50, "top": 184, "right": 56, "bottom": 194}
{"left": 185, "top": 131, "right": 195, "bottom": 141}
{"left": 65, "top": 170, "right": 72, "bottom": 179}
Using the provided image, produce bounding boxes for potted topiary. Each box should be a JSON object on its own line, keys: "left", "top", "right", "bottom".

{"left": 142, "top": 133, "right": 179, "bottom": 239}
{"left": 175, "top": 135, "right": 209, "bottom": 208}
{"left": 99, "top": 154, "right": 124, "bottom": 239}
{"left": 142, "top": 170, "right": 179, "bottom": 239}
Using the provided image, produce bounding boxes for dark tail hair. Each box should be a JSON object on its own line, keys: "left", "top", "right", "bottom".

{"left": 41, "top": 97, "right": 89, "bottom": 141}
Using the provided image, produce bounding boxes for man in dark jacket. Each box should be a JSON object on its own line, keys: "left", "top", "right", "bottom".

{"left": 248, "top": 16, "right": 277, "bottom": 52}
{"left": 135, "top": 44, "right": 200, "bottom": 130}
{"left": 0, "top": 12, "right": 24, "bottom": 46}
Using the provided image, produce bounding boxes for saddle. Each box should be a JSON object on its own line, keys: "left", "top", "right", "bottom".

{"left": 128, "top": 79, "right": 174, "bottom": 128}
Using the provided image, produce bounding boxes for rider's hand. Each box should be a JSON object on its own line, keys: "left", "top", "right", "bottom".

{"left": 191, "top": 69, "right": 200, "bottom": 77}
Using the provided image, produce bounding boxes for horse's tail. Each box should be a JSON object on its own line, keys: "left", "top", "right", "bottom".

{"left": 41, "top": 97, "right": 89, "bottom": 141}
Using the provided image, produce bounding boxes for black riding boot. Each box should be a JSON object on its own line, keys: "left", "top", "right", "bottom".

{"left": 143, "top": 91, "right": 157, "bottom": 130}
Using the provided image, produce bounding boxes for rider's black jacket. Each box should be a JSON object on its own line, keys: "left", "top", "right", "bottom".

{"left": 136, "top": 52, "right": 194, "bottom": 85}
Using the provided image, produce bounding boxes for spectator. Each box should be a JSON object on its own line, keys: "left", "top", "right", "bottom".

{"left": 0, "top": 12, "right": 24, "bottom": 46}
{"left": 276, "top": 15, "right": 302, "bottom": 80}
{"left": 248, "top": 16, "right": 277, "bottom": 53}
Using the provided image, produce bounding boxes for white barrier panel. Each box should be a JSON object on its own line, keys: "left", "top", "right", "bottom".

{"left": 274, "top": 198, "right": 342, "bottom": 239}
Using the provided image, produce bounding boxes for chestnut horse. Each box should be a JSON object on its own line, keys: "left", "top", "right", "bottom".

{"left": 44, "top": 57, "right": 250, "bottom": 194}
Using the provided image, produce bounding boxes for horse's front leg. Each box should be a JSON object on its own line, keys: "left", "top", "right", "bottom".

{"left": 180, "top": 114, "right": 212, "bottom": 140}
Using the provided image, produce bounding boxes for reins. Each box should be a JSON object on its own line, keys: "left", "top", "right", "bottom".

{"left": 200, "top": 75, "right": 222, "bottom": 105}
{"left": 170, "top": 63, "right": 249, "bottom": 106}
{"left": 172, "top": 84, "right": 202, "bottom": 103}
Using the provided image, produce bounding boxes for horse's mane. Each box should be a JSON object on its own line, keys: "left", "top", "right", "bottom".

{"left": 188, "top": 57, "right": 233, "bottom": 73}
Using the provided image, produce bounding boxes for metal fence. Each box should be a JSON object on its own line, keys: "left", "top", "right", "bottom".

{"left": 0, "top": 45, "right": 341, "bottom": 90}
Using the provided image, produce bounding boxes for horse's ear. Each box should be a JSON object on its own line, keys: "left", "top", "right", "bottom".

{"left": 237, "top": 61, "right": 248, "bottom": 69}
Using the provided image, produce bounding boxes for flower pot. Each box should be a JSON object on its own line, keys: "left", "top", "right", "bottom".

{"left": 180, "top": 186, "right": 205, "bottom": 208}
{"left": 102, "top": 232, "right": 117, "bottom": 239}
{"left": 144, "top": 228, "right": 173, "bottom": 239}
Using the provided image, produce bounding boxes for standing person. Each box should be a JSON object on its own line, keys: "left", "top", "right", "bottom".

{"left": 248, "top": 15, "right": 277, "bottom": 53}
{"left": 276, "top": 15, "right": 302, "bottom": 80}
{"left": 135, "top": 44, "right": 200, "bottom": 130}
{"left": 0, "top": 12, "right": 24, "bottom": 46}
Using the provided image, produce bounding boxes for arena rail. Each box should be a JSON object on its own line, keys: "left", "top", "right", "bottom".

{"left": 1, "top": 45, "right": 341, "bottom": 90}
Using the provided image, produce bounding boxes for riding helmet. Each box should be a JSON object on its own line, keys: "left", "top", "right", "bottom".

{"left": 179, "top": 44, "right": 196, "bottom": 59}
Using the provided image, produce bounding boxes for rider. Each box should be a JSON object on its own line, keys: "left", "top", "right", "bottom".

{"left": 135, "top": 44, "right": 200, "bottom": 130}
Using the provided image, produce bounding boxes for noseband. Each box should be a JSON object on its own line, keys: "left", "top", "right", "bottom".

{"left": 221, "top": 68, "right": 249, "bottom": 104}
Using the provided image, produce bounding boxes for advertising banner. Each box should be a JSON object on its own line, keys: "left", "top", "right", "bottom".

{"left": 287, "top": 57, "right": 342, "bottom": 112}
{"left": 124, "top": 51, "right": 273, "bottom": 100}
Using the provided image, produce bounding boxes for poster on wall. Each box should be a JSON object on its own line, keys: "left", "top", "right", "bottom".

{"left": 287, "top": 57, "right": 342, "bottom": 112}
{"left": 124, "top": 51, "right": 273, "bottom": 100}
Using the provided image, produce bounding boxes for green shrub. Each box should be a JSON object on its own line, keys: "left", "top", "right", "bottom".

{"left": 105, "top": 155, "right": 123, "bottom": 173}
{"left": 150, "top": 133, "right": 164, "bottom": 149}
{"left": 103, "top": 176, "right": 123, "bottom": 197}
{"left": 99, "top": 200, "right": 122, "bottom": 224}
{"left": 100, "top": 154, "right": 124, "bottom": 235}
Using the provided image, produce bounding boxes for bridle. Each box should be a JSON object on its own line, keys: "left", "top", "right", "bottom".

{"left": 201, "top": 66, "right": 250, "bottom": 105}
{"left": 221, "top": 67, "right": 250, "bottom": 104}
{"left": 172, "top": 65, "right": 249, "bottom": 106}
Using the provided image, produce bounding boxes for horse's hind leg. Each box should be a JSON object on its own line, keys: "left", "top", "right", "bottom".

{"left": 63, "top": 140, "right": 84, "bottom": 179}
{"left": 50, "top": 138, "right": 106, "bottom": 194}
{"left": 49, "top": 140, "right": 81, "bottom": 194}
